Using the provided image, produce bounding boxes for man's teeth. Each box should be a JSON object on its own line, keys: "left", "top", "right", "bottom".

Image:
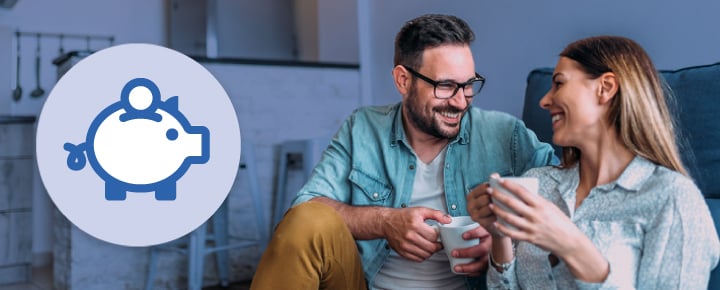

{"left": 440, "top": 111, "right": 459, "bottom": 118}
{"left": 552, "top": 114, "right": 563, "bottom": 123}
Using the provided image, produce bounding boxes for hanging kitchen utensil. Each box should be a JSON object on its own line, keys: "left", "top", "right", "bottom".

{"left": 59, "top": 34, "right": 65, "bottom": 55}
{"left": 12, "top": 32, "right": 22, "bottom": 102}
{"left": 30, "top": 34, "right": 45, "bottom": 98}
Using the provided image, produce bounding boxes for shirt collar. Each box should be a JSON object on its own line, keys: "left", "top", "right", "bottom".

{"left": 548, "top": 155, "right": 657, "bottom": 194}
{"left": 457, "top": 108, "right": 470, "bottom": 145}
{"left": 613, "top": 156, "right": 657, "bottom": 191}
{"left": 390, "top": 102, "right": 405, "bottom": 147}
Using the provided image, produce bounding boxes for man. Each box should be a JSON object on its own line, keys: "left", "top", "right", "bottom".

{"left": 251, "top": 14, "right": 555, "bottom": 290}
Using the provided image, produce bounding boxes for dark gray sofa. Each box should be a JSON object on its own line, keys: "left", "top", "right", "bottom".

{"left": 521, "top": 62, "right": 720, "bottom": 288}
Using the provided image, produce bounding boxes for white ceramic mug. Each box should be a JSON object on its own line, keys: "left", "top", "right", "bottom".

{"left": 488, "top": 176, "right": 539, "bottom": 232}
{"left": 433, "top": 216, "right": 479, "bottom": 274}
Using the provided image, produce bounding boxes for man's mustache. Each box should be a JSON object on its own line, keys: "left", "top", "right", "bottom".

{"left": 433, "top": 105, "right": 467, "bottom": 114}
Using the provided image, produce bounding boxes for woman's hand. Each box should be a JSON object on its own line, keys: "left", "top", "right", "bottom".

{"left": 487, "top": 176, "right": 577, "bottom": 254}
{"left": 488, "top": 176, "right": 609, "bottom": 282}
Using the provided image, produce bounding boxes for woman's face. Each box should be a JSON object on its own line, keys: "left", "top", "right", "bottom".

{"left": 539, "top": 57, "right": 607, "bottom": 149}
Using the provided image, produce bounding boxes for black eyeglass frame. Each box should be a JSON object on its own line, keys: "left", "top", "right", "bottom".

{"left": 402, "top": 65, "right": 486, "bottom": 99}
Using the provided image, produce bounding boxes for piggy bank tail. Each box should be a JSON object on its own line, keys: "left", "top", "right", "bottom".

{"left": 64, "top": 142, "right": 87, "bottom": 171}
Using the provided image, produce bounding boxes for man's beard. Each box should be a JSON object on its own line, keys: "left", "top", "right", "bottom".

{"left": 404, "top": 84, "right": 466, "bottom": 139}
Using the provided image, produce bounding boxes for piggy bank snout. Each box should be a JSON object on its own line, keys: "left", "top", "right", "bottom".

{"left": 171, "top": 126, "right": 209, "bottom": 161}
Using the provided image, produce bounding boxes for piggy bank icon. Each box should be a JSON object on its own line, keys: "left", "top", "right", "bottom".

{"left": 64, "top": 78, "right": 210, "bottom": 201}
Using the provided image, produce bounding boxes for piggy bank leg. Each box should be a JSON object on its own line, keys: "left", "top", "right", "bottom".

{"left": 105, "top": 182, "right": 127, "bottom": 200}
{"left": 155, "top": 182, "right": 176, "bottom": 201}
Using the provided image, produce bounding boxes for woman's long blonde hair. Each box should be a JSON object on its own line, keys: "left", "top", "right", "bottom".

{"left": 558, "top": 36, "right": 688, "bottom": 175}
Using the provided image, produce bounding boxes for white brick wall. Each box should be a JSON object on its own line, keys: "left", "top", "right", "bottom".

{"left": 206, "top": 62, "right": 361, "bottom": 282}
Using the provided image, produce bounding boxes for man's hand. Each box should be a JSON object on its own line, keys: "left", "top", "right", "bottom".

{"left": 466, "top": 182, "right": 502, "bottom": 236}
{"left": 449, "top": 225, "right": 491, "bottom": 275}
{"left": 381, "top": 207, "right": 452, "bottom": 262}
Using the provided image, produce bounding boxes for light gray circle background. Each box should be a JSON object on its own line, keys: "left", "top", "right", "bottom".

{"left": 36, "top": 43, "right": 241, "bottom": 247}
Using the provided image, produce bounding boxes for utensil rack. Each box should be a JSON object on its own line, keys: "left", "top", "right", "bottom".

{"left": 9, "top": 30, "right": 116, "bottom": 103}
{"left": 15, "top": 30, "right": 115, "bottom": 51}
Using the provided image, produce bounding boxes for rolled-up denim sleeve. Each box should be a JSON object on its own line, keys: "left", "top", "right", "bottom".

{"left": 510, "top": 119, "right": 558, "bottom": 175}
{"left": 291, "top": 114, "right": 355, "bottom": 207}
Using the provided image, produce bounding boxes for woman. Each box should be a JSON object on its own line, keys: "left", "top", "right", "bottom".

{"left": 467, "top": 36, "right": 720, "bottom": 289}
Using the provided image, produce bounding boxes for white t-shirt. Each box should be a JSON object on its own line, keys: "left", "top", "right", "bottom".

{"left": 372, "top": 147, "right": 465, "bottom": 290}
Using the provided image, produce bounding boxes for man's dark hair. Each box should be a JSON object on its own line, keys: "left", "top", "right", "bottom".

{"left": 394, "top": 14, "right": 475, "bottom": 69}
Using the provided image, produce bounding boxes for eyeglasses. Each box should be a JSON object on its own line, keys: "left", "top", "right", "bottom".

{"left": 403, "top": 65, "right": 485, "bottom": 99}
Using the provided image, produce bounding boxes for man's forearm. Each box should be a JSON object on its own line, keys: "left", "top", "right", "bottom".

{"left": 311, "top": 196, "right": 390, "bottom": 240}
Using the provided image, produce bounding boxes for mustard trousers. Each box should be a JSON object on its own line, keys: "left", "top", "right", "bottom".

{"left": 250, "top": 201, "right": 368, "bottom": 290}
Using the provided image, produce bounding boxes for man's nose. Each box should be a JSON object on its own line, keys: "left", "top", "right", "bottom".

{"left": 448, "top": 88, "right": 468, "bottom": 108}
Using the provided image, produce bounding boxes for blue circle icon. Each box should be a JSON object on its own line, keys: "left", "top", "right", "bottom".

{"left": 36, "top": 44, "right": 240, "bottom": 247}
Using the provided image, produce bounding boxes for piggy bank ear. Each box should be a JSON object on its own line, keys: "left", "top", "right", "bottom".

{"left": 165, "top": 96, "right": 179, "bottom": 112}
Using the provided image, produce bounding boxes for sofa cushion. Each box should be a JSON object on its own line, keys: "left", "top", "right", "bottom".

{"left": 521, "top": 62, "right": 720, "bottom": 198}
{"left": 663, "top": 63, "right": 720, "bottom": 198}
{"left": 521, "top": 68, "right": 557, "bottom": 153}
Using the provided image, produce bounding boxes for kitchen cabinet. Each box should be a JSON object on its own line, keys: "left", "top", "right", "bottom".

{"left": 0, "top": 116, "right": 35, "bottom": 285}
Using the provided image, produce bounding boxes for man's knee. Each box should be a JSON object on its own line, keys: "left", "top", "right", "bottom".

{"left": 272, "top": 201, "right": 351, "bottom": 248}
{"left": 254, "top": 201, "right": 364, "bottom": 290}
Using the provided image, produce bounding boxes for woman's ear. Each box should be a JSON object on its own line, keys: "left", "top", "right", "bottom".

{"left": 598, "top": 72, "right": 618, "bottom": 105}
{"left": 393, "top": 65, "right": 411, "bottom": 95}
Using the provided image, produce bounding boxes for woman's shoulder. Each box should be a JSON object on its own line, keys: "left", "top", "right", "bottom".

{"left": 523, "top": 165, "right": 571, "bottom": 182}
{"left": 521, "top": 166, "right": 575, "bottom": 197}
{"left": 644, "top": 165, "right": 704, "bottom": 205}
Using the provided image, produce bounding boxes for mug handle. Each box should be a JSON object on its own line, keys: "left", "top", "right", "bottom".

{"left": 432, "top": 224, "right": 442, "bottom": 242}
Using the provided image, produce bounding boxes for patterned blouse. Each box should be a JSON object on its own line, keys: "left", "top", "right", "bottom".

{"left": 487, "top": 156, "right": 720, "bottom": 289}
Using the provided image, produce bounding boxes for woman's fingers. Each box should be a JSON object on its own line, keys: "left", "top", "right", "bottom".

{"left": 498, "top": 178, "right": 539, "bottom": 207}
{"left": 490, "top": 202, "right": 529, "bottom": 233}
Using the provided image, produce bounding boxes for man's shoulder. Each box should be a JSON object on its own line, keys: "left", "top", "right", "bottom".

{"left": 347, "top": 103, "right": 400, "bottom": 126}
{"left": 467, "top": 106, "right": 519, "bottom": 123}
{"left": 465, "top": 107, "right": 522, "bottom": 133}
{"left": 351, "top": 103, "right": 400, "bottom": 117}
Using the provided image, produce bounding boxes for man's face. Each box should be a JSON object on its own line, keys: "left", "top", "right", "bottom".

{"left": 403, "top": 44, "right": 476, "bottom": 140}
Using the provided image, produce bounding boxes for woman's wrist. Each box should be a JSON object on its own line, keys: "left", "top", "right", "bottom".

{"left": 490, "top": 231, "right": 506, "bottom": 239}
{"left": 489, "top": 237, "right": 515, "bottom": 272}
{"left": 558, "top": 233, "right": 609, "bottom": 282}
{"left": 490, "top": 235, "right": 514, "bottom": 261}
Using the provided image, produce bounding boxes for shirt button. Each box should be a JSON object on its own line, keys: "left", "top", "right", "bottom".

{"left": 409, "top": 164, "right": 415, "bottom": 170}
{"left": 401, "top": 203, "right": 407, "bottom": 208}
{"left": 372, "top": 192, "right": 379, "bottom": 198}
{"left": 451, "top": 204, "right": 457, "bottom": 210}
{"left": 503, "top": 278, "right": 509, "bottom": 284}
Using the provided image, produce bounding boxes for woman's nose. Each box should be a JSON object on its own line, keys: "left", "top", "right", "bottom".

{"left": 539, "top": 91, "right": 552, "bottom": 110}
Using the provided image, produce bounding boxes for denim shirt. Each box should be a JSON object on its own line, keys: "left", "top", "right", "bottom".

{"left": 292, "top": 102, "right": 556, "bottom": 289}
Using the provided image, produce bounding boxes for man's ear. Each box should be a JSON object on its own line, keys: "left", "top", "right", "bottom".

{"left": 598, "top": 72, "right": 618, "bottom": 105}
{"left": 393, "top": 65, "right": 411, "bottom": 95}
